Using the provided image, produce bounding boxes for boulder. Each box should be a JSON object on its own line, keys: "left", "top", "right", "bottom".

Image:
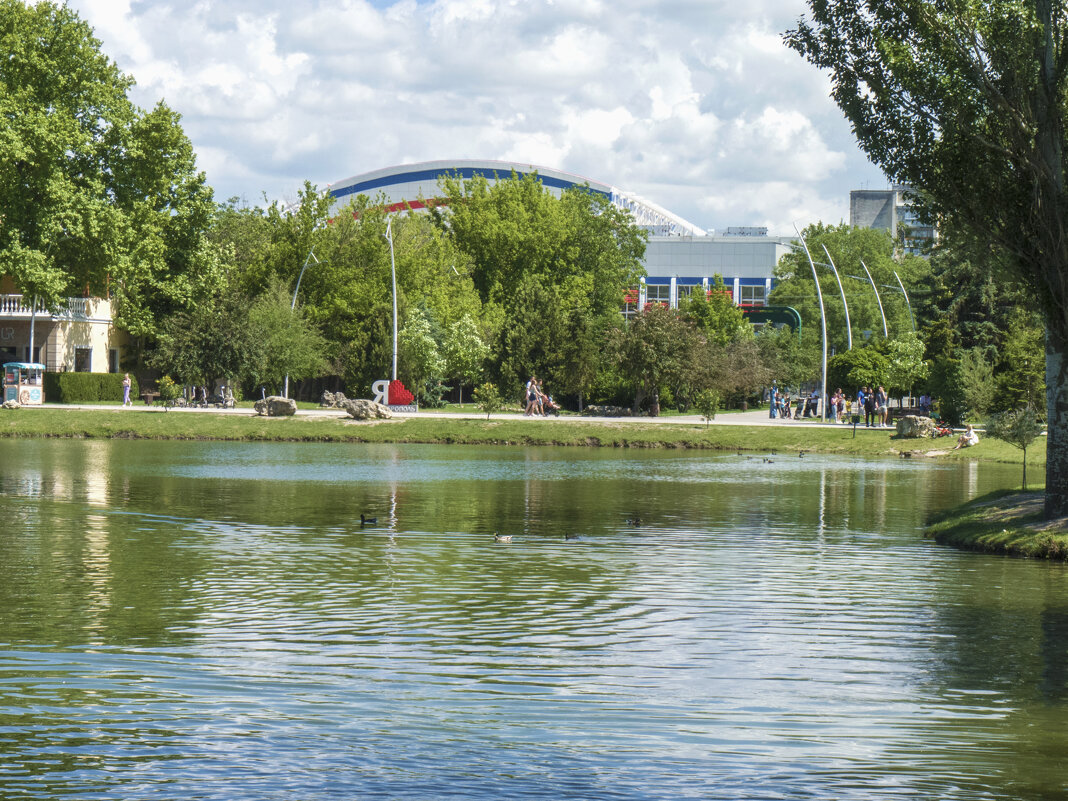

{"left": 585, "top": 404, "right": 633, "bottom": 417}
{"left": 320, "top": 390, "right": 348, "bottom": 408}
{"left": 342, "top": 398, "right": 393, "bottom": 420}
{"left": 896, "top": 414, "right": 938, "bottom": 438}
{"left": 254, "top": 396, "right": 298, "bottom": 416}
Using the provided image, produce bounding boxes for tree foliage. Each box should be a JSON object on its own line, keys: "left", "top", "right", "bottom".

{"left": 434, "top": 171, "right": 646, "bottom": 395}
{"left": 0, "top": 0, "right": 219, "bottom": 343}
{"left": 608, "top": 304, "right": 707, "bottom": 416}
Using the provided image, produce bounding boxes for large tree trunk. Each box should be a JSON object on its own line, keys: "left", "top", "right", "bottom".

{"left": 1046, "top": 326, "right": 1068, "bottom": 516}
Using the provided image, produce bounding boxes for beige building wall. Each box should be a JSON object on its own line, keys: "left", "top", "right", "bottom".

{"left": 0, "top": 297, "right": 124, "bottom": 373}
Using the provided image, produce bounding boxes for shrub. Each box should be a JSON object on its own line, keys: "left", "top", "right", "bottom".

{"left": 156, "top": 376, "right": 182, "bottom": 410}
{"left": 43, "top": 372, "right": 138, "bottom": 403}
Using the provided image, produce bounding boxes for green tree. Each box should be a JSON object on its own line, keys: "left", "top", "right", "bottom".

{"left": 246, "top": 279, "right": 328, "bottom": 396}
{"left": 996, "top": 310, "right": 1046, "bottom": 413}
{"left": 787, "top": 0, "right": 1068, "bottom": 515}
{"left": 149, "top": 288, "right": 253, "bottom": 390}
{"left": 695, "top": 388, "right": 720, "bottom": 427}
{"left": 443, "top": 313, "right": 489, "bottom": 406}
{"left": 398, "top": 307, "right": 447, "bottom": 405}
{"left": 960, "top": 348, "right": 996, "bottom": 420}
{"left": 757, "top": 324, "right": 817, "bottom": 392}
{"left": 986, "top": 407, "right": 1045, "bottom": 490}
{"left": 885, "top": 333, "right": 930, "bottom": 402}
{"left": 0, "top": 1, "right": 220, "bottom": 349}
{"left": 434, "top": 171, "right": 645, "bottom": 393}
{"left": 827, "top": 345, "right": 890, "bottom": 394}
{"left": 681, "top": 275, "right": 750, "bottom": 346}
{"left": 473, "top": 382, "right": 503, "bottom": 420}
{"left": 609, "top": 303, "right": 706, "bottom": 416}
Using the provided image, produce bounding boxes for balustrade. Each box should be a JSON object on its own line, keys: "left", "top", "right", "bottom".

{"left": 0, "top": 295, "right": 95, "bottom": 318}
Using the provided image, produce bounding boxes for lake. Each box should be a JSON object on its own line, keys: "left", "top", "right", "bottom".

{"left": 0, "top": 439, "right": 1063, "bottom": 799}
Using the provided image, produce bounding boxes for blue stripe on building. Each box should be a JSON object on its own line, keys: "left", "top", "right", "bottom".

{"left": 330, "top": 167, "right": 611, "bottom": 201}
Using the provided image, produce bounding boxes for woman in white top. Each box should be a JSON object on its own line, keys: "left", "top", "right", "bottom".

{"left": 954, "top": 424, "right": 980, "bottom": 449}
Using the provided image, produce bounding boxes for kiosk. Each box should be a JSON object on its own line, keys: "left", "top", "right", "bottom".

{"left": 3, "top": 362, "right": 45, "bottom": 405}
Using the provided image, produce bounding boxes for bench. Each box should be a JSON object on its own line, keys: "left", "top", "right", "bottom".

{"left": 141, "top": 391, "right": 159, "bottom": 405}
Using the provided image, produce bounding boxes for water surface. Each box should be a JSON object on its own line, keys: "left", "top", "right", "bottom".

{"left": 0, "top": 440, "right": 1063, "bottom": 799}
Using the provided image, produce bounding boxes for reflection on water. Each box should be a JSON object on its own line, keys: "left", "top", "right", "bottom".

{"left": 0, "top": 439, "right": 1065, "bottom": 799}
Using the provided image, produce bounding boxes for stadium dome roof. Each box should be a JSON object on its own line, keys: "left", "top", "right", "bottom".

{"left": 326, "top": 160, "right": 707, "bottom": 237}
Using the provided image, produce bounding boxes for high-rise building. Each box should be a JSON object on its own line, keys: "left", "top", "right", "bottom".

{"left": 849, "top": 185, "right": 936, "bottom": 256}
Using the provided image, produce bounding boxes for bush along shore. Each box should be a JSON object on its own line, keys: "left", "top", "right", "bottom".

{"left": 925, "top": 490, "right": 1068, "bottom": 561}
{"left": 0, "top": 407, "right": 1048, "bottom": 465}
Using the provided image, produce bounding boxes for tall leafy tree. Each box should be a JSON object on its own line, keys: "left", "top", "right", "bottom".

{"left": 787, "top": 0, "right": 1068, "bottom": 515}
{"left": 245, "top": 279, "right": 328, "bottom": 396}
{"left": 434, "top": 171, "right": 646, "bottom": 393}
{"left": 443, "top": 313, "right": 490, "bottom": 406}
{"left": 0, "top": 0, "right": 219, "bottom": 346}
{"left": 608, "top": 303, "right": 707, "bottom": 416}
{"left": 680, "top": 275, "right": 750, "bottom": 346}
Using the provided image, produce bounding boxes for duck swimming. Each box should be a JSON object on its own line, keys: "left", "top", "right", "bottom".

{"left": 493, "top": 533, "right": 512, "bottom": 543}
{"left": 361, "top": 514, "right": 377, "bottom": 525}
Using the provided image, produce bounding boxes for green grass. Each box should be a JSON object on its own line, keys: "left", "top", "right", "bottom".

{"left": 925, "top": 489, "right": 1068, "bottom": 559}
{"left": 0, "top": 406, "right": 1046, "bottom": 465}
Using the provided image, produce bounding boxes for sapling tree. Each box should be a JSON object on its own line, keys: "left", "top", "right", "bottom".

{"left": 695, "top": 389, "right": 720, "bottom": 428}
{"left": 473, "top": 382, "right": 503, "bottom": 420}
{"left": 985, "top": 407, "right": 1045, "bottom": 491}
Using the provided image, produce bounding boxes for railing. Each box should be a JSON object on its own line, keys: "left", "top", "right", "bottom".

{"left": 0, "top": 295, "right": 105, "bottom": 319}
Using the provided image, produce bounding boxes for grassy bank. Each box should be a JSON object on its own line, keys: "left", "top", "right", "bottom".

{"left": 926, "top": 490, "right": 1068, "bottom": 559}
{"left": 0, "top": 406, "right": 1046, "bottom": 464}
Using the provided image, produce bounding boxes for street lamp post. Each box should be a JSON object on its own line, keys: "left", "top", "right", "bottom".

{"left": 858, "top": 260, "right": 889, "bottom": 338}
{"left": 384, "top": 218, "right": 398, "bottom": 381}
{"left": 893, "top": 270, "right": 915, "bottom": 332}
{"left": 283, "top": 247, "right": 319, "bottom": 399}
{"left": 795, "top": 226, "right": 828, "bottom": 422}
{"left": 821, "top": 244, "right": 852, "bottom": 351}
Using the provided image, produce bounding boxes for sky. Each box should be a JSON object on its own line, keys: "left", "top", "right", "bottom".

{"left": 66, "top": 0, "right": 889, "bottom": 236}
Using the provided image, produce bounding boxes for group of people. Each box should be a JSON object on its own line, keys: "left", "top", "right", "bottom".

{"left": 767, "top": 388, "right": 821, "bottom": 419}
{"left": 767, "top": 384, "right": 895, "bottom": 426}
{"left": 852, "top": 385, "right": 891, "bottom": 427}
{"left": 524, "top": 375, "right": 559, "bottom": 416}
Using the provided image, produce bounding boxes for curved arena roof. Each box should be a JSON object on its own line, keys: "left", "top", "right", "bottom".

{"left": 326, "top": 160, "right": 707, "bottom": 237}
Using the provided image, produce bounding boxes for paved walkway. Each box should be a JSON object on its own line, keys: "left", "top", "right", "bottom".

{"left": 37, "top": 402, "right": 904, "bottom": 432}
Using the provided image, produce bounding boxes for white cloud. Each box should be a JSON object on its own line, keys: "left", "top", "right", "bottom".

{"left": 66, "top": 0, "right": 886, "bottom": 233}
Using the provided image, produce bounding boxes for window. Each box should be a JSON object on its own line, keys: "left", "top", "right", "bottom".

{"left": 108, "top": 349, "right": 119, "bottom": 373}
{"left": 739, "top": 285, "right": 766, "bottom": 307}
{"left": 676, "top": 284, "right": 697, "bottom": 303}
{"left": 74, "top": 347, "right": 92, "bottom": 373}
{"left": 646, "top": 284, "right": 670, "bottom": 306}
{"left": 622, "top": 287, "right": 639, "bottom": 320}
{"left": 23, "top": 346, "right": 40, "bottom": 363}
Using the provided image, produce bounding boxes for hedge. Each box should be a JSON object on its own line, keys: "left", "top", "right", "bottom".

{"left": 42, "top": 372, "right": 139, "bottom": 403}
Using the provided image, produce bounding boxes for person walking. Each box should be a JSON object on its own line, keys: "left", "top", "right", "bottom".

{"left": 122, "top": 373, "right": 132, "bottom": 407}
{"left": 524, "top": 376, "right": 537, "bottom": 416}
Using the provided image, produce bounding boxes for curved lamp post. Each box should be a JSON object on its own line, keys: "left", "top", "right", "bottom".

{"left": 893, "top": 270, "right": 915, "bottom": 332}
{"left": 821, "top": 244, "right": 852, "bottom": 351}
{"left": 795, "top": 226, "right": 828, "bottom": 422}
{"left": 858, "top": 260, "right": 889, "bottom": 338}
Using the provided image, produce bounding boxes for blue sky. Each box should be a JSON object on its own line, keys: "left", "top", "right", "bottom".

{"left": 69, "top": 0, "right": 887, "bottom": 235}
